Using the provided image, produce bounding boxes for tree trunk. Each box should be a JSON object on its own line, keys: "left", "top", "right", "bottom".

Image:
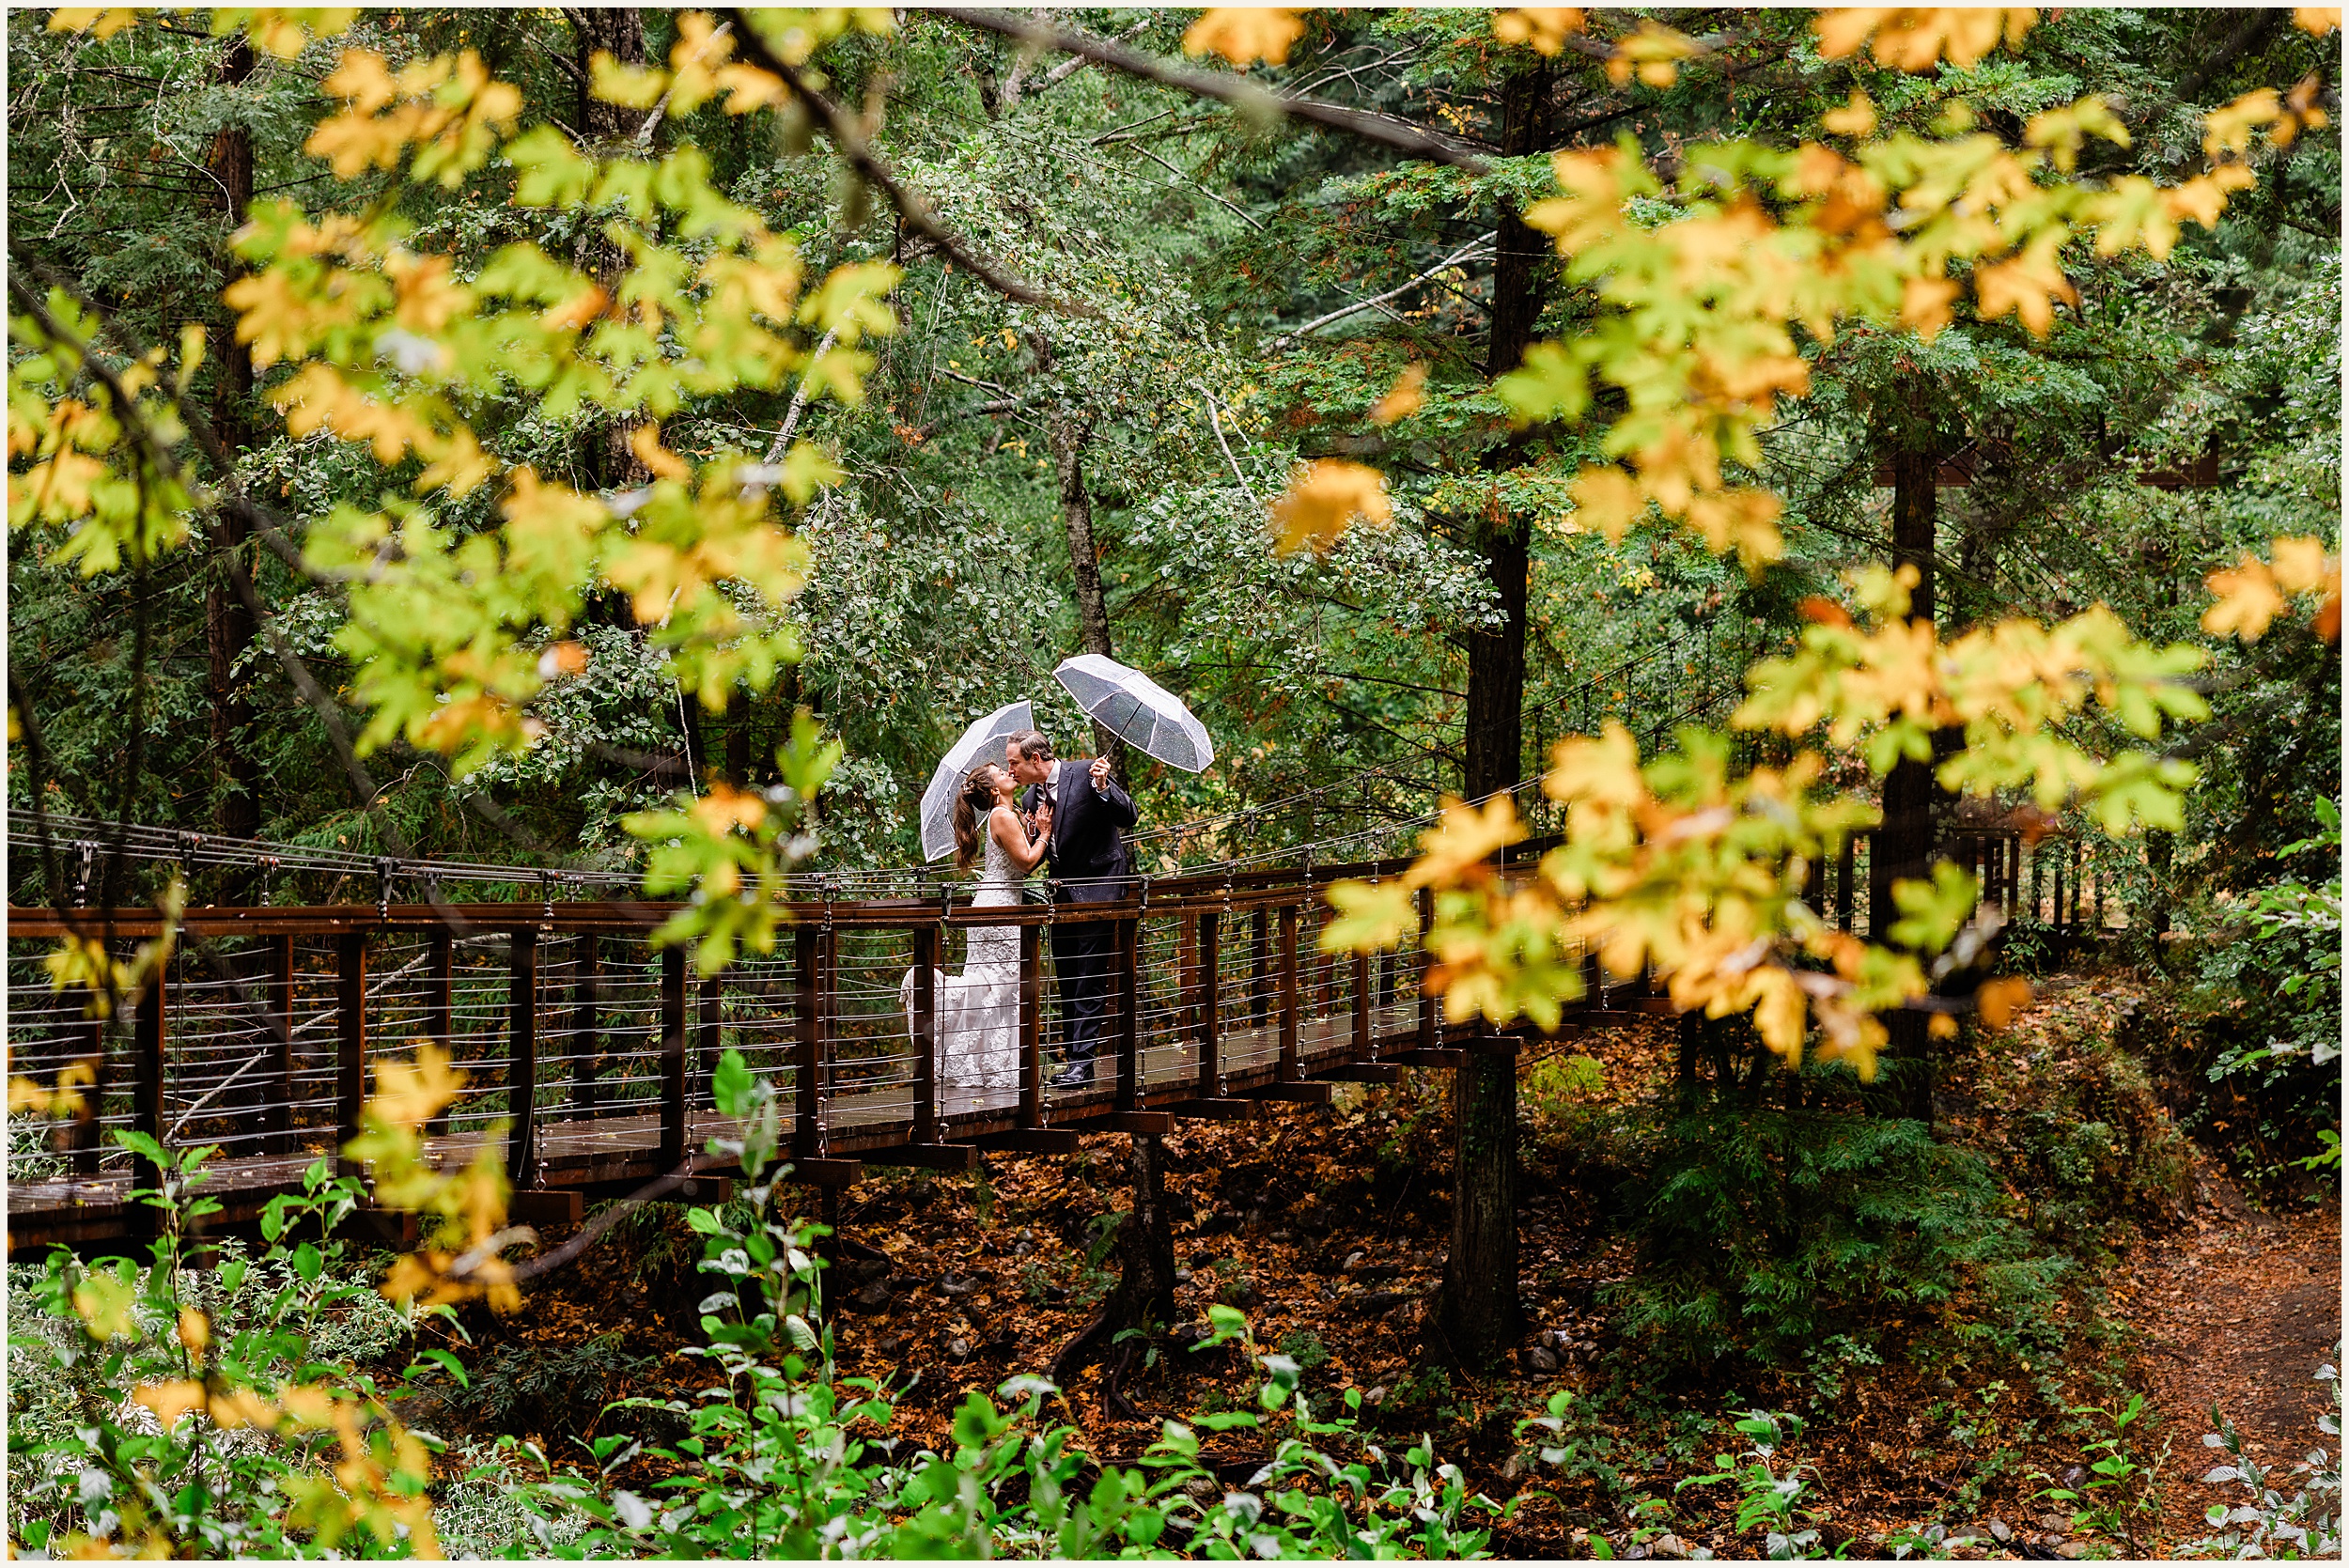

{"left": 573, "top": 7, "right": 650, "bottom": 492}
{"left": 1432, "top": 58, "right": 1553, "bottom": 1372}
{"left": 1048, "top": 1132, "right": 1178, "bottom": 1418}
{"left": 1050, "top": 411, "right": 1126, "bottom": 771}
{"left": 206, "top": 39, "right": 262, "bottom": 882}
{"left": 1871, "top": 387, "right": 1943, "bottom": 1123}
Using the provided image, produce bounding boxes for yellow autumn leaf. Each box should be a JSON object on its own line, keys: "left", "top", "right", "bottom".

{"left": 1973, "top": 241, "right": 2077, "bottom": 336}
{"left": 1268, "top": 458, "right": 1391, "bottom": 554}
{"left": 1406, "top": 793, "right": 1528, "bottom": 889}
{"left": 2295, "top": 6, "right": 2342, "bottom": 33}
{"left": 1368, "top": 363, "right": 1426, "bottom": 425}
{"left": 1901, "top": 275, "right": 1962, "bottom": 339}
{"left": 1182, "top": 8, "right": 1307, "bottom": 69}
{"left": 1975, "top": 975, "right": 2031, "bottom": 1029}
{"left": 691, "top": 782, "right": 768, "bottom": 836}
{"left": 1568, "top": 465, "right": 1645, "bottom": 540}
{"left": 1813, "top": 7, "right": 2035, "bottom": 71}
{"left": 2268, "top": 535, "right": 2335, "bottom": 595}
{"left": 1821, "top": 89, "right": 1877, "bottom": 138}
{"left": 1604, "top": 19, "right": 1698, "bottom": 87}
{"left": 2202, "top": 556, "right": 2287, "bottom": 642}
{"left": 50, "top": 8, "right": 141, "bottom": 39}
{"left": 1544, "top": 722, "right": 1646, "bottom": 811}
{"left": 369, "top": 1041, "right": 465, "bottom": 1131}
{"left": 134, "top": 1380, "right": 211, "bottom": 1433}
{"left": 72, "top": 1269, "right": 141, "bottom": 1342}
{"left": 1492, "top": 8, "right": 1586, "bottom": 55}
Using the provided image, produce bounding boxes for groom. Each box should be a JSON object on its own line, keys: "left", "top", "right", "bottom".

{"left": 1005, "top": 728, "right": 1137, "bottom": 1088}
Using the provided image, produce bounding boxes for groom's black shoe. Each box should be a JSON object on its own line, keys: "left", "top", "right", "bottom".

{"left": 1049, "top": 1062, "right": 1097, "bottom": 1090}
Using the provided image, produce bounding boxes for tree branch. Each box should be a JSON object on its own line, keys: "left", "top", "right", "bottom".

{"left": 1273, "top": 231, "right": 1497, "bottom": 349}
{"left": 943, "top": 8, "right": 1493, "bottom": 172}
{"left": 727, "top": 8, "right": 1090, "bottom": 317}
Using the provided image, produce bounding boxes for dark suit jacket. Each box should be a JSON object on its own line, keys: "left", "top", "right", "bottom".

{"left": 1023, "top": 758, "right": 1137, "bottom": 905}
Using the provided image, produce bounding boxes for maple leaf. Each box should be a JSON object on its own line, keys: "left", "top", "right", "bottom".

{"left": 1975, "top": 976, "right": 2031, "bottom": 1030}
{"left": 1320, "top": 878, "right": 1418, "bottom": 953}
{"left": 1822, "top": 89, "right": 1877, "bottom": 138}
{"left": 369, "top": 1041, "right": 465, "bottom": 1130}
{"left": 1567, "top": 464, "right": 1646, "bottom": 539}
{"left": 132, "top": 1380, "right": 210, "bottom": 1433}
{"left": 1973, "top": 240, "right": 2077, "bottom": 336}
{"left": 1492, "top": 8, "right": 1587, "bottom": 55}
{"left": 1268, "top": 458, "right": 1391, "bottom": 554}
{"left": 1182, "top": 8, "right": 1307, "bottom": 69}
{"left": 1604, "top": 19, "right": 1697, "bottom": 86}
{"left": 1368, "top": 363, "right": 1426, "bottom": 425}
{"left": 1406, "top": 794, "right": 1528, "bottom": 889}
{"left": 1814, "top": 8, "right": 2034, "bottom": 71}
{"left": 2202, "top": 555, "right": 2287, "bottom": 642}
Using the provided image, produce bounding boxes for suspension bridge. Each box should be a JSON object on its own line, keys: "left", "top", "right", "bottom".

{"left": 6, "top": 800, "right": 2115, "bottom": 1250}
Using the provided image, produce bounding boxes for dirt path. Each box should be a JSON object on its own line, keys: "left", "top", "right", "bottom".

{"left": 2116, "top": 1163, "right": 2341, "bottom": 1548}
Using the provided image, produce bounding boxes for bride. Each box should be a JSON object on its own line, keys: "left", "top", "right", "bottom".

{"left": 902, "top": 762, "right": 1050, "bottom": 1107}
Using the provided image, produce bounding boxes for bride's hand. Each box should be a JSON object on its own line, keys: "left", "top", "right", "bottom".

{"left": 1031, "top": 800, "right": 1053, "bottom": 838}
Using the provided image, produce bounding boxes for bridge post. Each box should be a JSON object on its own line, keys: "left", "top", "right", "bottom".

{"left": 1350, "top": 944, "right": 1371, "bottom": 1063}
{"left": 572, "top": 935, "right": 600, "bottom": 1116}
{"left": 67, "top": 986, "right": 104, "bottom": 1176}
{"left": 424, "top": 928, "right": 451, "bottom": 1140}
{"left": 1417, "top": 887, "right": 1437, "bottom": 1052}
{"left": 793, "top": 925, "right": 819, "bottom": 1158}
{"left": 1837, "top": 834, "right": 1857, "bottom": 932}
{"left": 910, "top": 924, "right": 939, "bottom": 1141}
{"left": 506, "top": 928, "right": 538, "bottom": 1187}
{"left": 1278, "top": 903, "right": 1299, "bottom": 1080}
{"left": 132, "top": 962, "right": 166, "bottom": 1220}
{"left": 1019, "top": 923, "right": 1043, "bottom": 1127}
{"left": 661, "top": 945, "right": 688, "bottom": 1170}
{"left": 335, "top": 932, "right": 366, "bottom": 1180}
{"left": 1194, "top": 910, "right": 1221, "bottom": 1097}
{"left": 1114, "top": 916, "right": 1140, "bottom": 1111}
{"left": 265, "top": 936, "right": 295, "bottom": 1157}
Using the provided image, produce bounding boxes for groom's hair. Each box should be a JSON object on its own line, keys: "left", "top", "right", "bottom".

{"left": 1007, "top": 729, "right": 1055, "bottom": 763}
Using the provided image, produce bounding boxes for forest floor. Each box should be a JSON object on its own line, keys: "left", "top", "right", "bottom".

{"left": 431, "top": 968, "right": 2341, "bottom": 1560}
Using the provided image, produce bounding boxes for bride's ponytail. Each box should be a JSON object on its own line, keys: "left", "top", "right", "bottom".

{"left": 951, "top": 767, "right": 1002, "bottom": 871}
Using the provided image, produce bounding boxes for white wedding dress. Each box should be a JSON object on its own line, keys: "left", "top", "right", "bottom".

{"left": 902, "top": 819, "right": 1023, "bottom": 1108}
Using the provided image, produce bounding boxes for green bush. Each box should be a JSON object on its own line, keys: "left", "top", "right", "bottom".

{"left": 1608, "top": 1109, "right": 2064, "bottom": 1370}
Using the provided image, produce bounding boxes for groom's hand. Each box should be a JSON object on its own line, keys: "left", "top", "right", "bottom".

{"left": 1089, "top": 756, "right": 1111, "bottom": 792}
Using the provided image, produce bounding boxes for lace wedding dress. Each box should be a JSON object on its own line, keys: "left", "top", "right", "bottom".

{"left": 901, "top": 820, "right": 1023, "bottom": 1106}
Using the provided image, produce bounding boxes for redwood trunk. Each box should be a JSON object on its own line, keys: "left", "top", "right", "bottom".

{"left": 1050, "top": 412, "right": 1126, "bottom": 770}
{"left": 1872, "top": 396, "right": 1943, "bottom": 1122}
{"left": 574, "top": 7, "right": 650, "bottom": 491}
{"left": 1433, "top": 58, "right": 1553, "bottom": 1370}
{"left": 206, "top": 39, "right": 262, "bottom": 877}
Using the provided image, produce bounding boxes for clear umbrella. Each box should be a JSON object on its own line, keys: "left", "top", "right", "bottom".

{"left": 919, "top": 700, "right": 1034, "bottom": 862}
{"left": 1052, "top": 655, "right": 1214, "bottom": 772}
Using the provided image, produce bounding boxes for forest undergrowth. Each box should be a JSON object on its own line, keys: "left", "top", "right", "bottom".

{"left": 60, "top": 962, "right": 2298, "bottom": 1560}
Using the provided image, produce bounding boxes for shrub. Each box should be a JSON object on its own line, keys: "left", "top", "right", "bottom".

{"left": 6, "top": 1147, "right": 436, "bottom": 1557}
{"left": 1608, "top": 1108, "right": 2063, "bottom": 1370}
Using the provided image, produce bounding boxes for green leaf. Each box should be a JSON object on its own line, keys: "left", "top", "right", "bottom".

{"left": 711, "top": 1048, "right": 754, "bottom": 1118}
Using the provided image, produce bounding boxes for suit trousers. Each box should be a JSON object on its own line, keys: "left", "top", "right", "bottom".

{"left": 1049, "top": 919, "right": 1115, "bottom": 1069}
